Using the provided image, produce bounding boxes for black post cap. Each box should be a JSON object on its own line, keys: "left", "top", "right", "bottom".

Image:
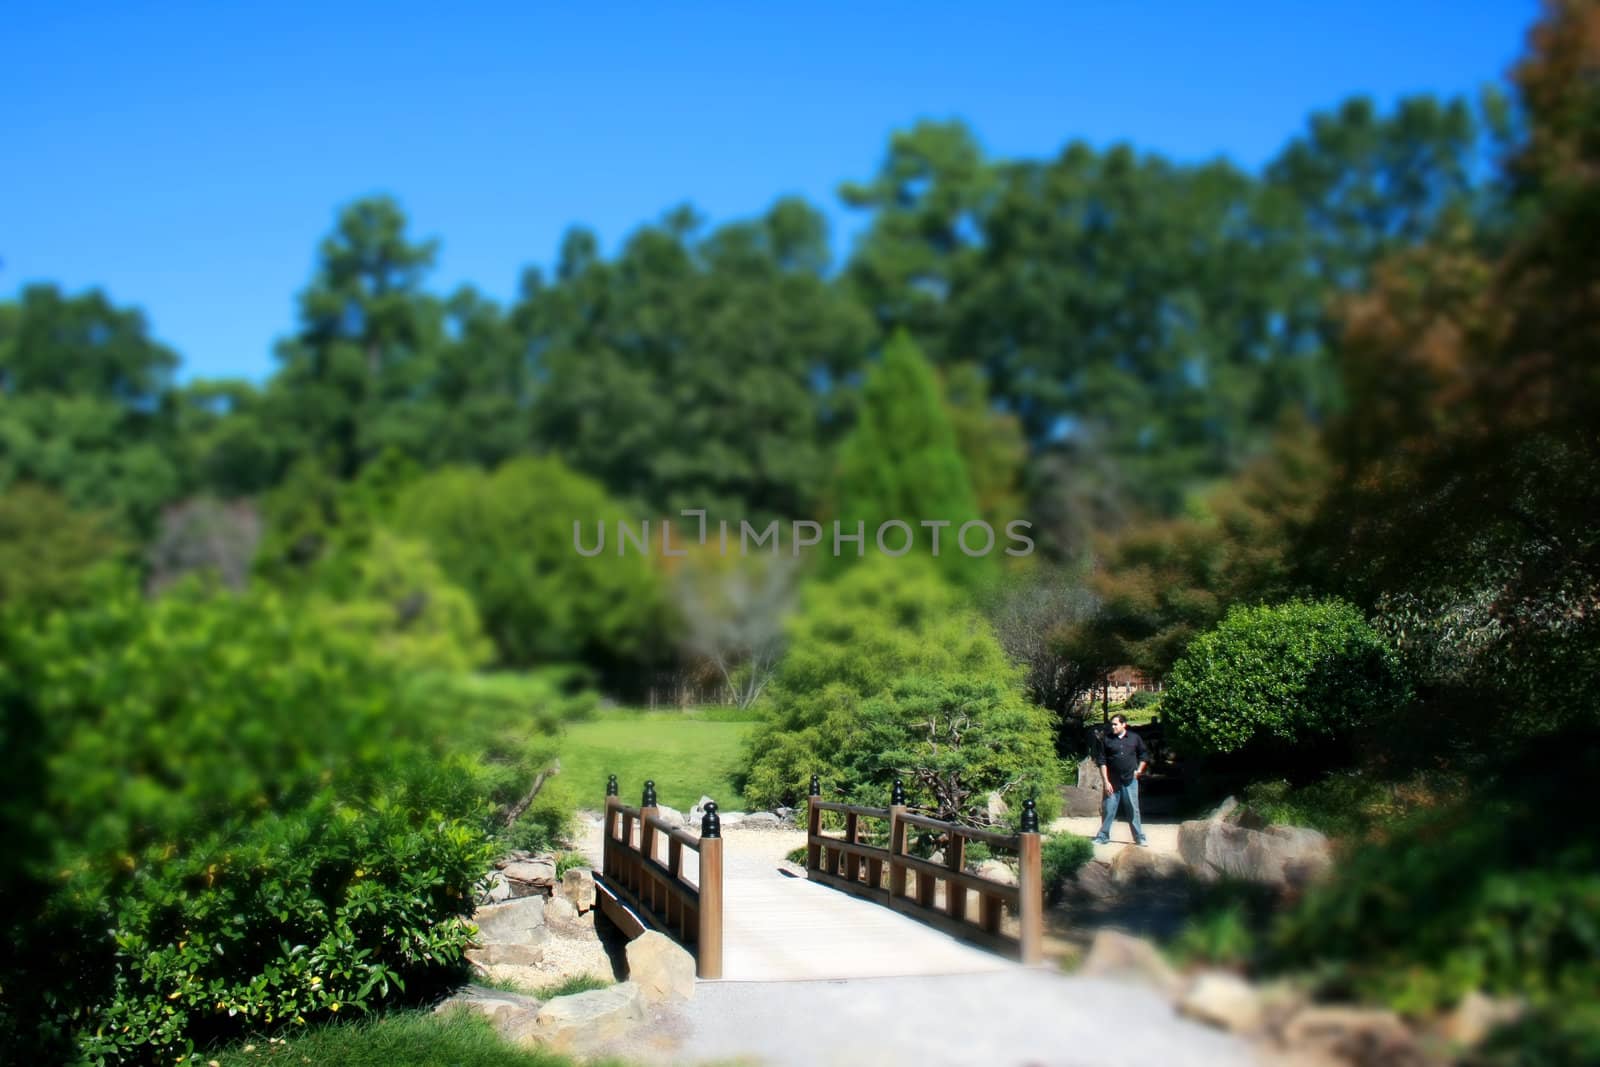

{"left": 701, "top": 801, "right": 721, "bottom": 838}
{"left": 1021, "top": 797, "right": 1040, "bottom": 833}
{"left": 891, "top": 779, "right": 907, "bottom": 805}
{"left": 642, "top": 779, "right": 657, "bottom": 807}
{"left": 605, "top": 774, "right": 618, "bottom": 797}
{"left": 809, "top": 774, "right": 821, "bottom": 797}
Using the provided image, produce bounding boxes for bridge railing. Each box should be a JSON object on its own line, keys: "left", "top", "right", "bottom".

{"left": 805, "top": 777, "right": 1043, "bottom": 964}
{"left": 601, "top": 776, "right": 724, "bottom": 978}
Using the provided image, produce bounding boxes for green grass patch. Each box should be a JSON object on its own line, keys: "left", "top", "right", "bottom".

{"left": 534, "top": 974, "right": 613, "bottom": 999}
{"left": 210, "top": 1008, "right": 592, "bottom": 1067}
{"left": 558, "top": 707, "right": 758, "bottom": 810}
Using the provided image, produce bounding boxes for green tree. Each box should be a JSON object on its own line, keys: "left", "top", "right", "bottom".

{"left": 1162, "top": 599, "right": 1409, "bottom": 771}
{"left": 0, "top": 485, "right": 126, "bottom": 613}
{"left": 391, "top": 457, "right": 668, "bottom": 673}
{"left": 744, "top": 558, "right": 1060, "bottom": 821}
{"left": 831, "top": 332, "right": 991, "bottom": 583}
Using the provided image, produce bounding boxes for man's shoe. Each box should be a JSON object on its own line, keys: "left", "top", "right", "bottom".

{"left": 1092, "top": 837, "right": 1109, "bottom": 845}
{"left": 1135, "top": 838, "right": 1150, "bottom": 846}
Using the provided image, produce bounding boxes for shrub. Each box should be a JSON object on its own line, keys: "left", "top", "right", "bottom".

{"left": 554, "top": 852, "right": 591, "bottom": 879}
{"left": 744, "top": 558, "right": 1062, "bottom": 824}
{"left": 1163, "top": 598, "right": 1409, "bottom": 768}
{"left": 1040, "top": 834, "right": 1094, "bottom": 903}
{"left": 0, "top": 580, "right": 512, "bottom": 1062}
{"left": 1271, "top": 729, "right": 1600, "bottom": 1015}
{"left": 1122, "top": 690, "right": 1160, "bottom": 711}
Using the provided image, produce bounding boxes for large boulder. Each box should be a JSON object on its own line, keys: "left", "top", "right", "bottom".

{"left": 434, "top": 985, "right": 542, "bottom": 1044}
{"left": 1435, "top": 991, "right": 1524, "bottom": 1048}
{"left": 533, "top": 982, "right": 645, "bottom": 1051}
{"left": 1178, "top": 971, "right": 1265, "bottom": 1034}
{"left": 465, "top": 935, "right": 547, "bottom": 968}
{"left": 1078, "top": 930, "right": 1182, "bottom": 997}
{"left": 741, "top": 811, "right": 782, "bottom": 828}
{"left": 1110, "top": 845, "right": 1185, "bottom": 885}
{"left": 1177, "top": 819, "right": 1331, "bottom": 888}
{"left": 473, "top": 895, "right": 547, "bottom": 944}
{"left": 1068, "top": 859, "right": 1115, "bottom": 902}
{"left": 501, "top": 857, "right": 558, "bottom": 895}
{"left": 561, "top": 866, "right": 597, "bottom": 913}
{"left": 625, "top": 930, "right": 697, "bottom": 1004}
{"left": 973, "top": 858, "right": 1017, "bottom": 887}
{"left": 1281, "top": 1005, "right": 1423, "bottom": 1066}
{"left": 653, "top": 804, "right": 685, "bottom": 827}
{"left": 545, "top": 894, "right": 594, "bottom": 936}
{"left": 1062, "top": 758, "right": 1105, "bottom": 817}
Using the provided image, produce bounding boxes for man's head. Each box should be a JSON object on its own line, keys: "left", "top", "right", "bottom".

{"left": 1110, "top": 713, "right": 1128, "bottom": 736}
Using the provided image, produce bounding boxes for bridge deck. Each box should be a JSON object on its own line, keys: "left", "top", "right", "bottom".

{"left": 582, "top": 819, "right": 1011, "bottom": 981}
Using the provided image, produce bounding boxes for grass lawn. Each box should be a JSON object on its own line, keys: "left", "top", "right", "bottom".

{"left": 557, "top": 706, "right": 759, "bottom": 812}
{"left": 210, "top": 1009, "right": 608, "bottom": 1067}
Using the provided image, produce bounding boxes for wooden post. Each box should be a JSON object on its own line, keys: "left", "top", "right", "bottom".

{"left": 844, "top": 810, "right": 861, "bottom": 883}
{"left": 640, "top": 780, "right": 659, "bottom": 913}
{"left": 887, "top": 780, "right": 908, "bottom": 902}
{"left": 945, "top": 829, "right": 967, "bottom": 922}
{"left": 697, "top": 802, "right": 723, "bottom": 979}
{"left": 1018, "top": 797, "right": 1043, "bottom": 965}
{"left": 806, "top": 776, "right": 822, "bottom": 873}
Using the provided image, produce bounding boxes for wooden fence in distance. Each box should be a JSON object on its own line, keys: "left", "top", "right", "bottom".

{"left": 805, "top": 776, "right": 1043, "bottom": 964}
{"left": 600, "top": 776, "right": 724, "bottom": 978}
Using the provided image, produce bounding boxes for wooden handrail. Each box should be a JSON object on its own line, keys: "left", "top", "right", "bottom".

{"left": 600, "top": 781, "right": 724, "bottom": 978}
{"left": 803, "top": 781, "right": 1044, "bottom": 964}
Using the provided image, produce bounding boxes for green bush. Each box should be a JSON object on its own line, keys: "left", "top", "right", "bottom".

{"left": 1272, "top": 731, "right": 1600, "bottom": 1015}
{"left": 554, "top": 852, "right": 592, "bottom": 879}
{"left": 392, "top": 457, "right": 669, "bottom": 671}
{"left": 1240, "top": 772, "right": 1437, "bottom": 837}
{"left": 743, "top": 559, "right": 1062, "bottom": 824}
{"left": 1040, "top": 834, "right": 1094, "bottom": 903}
{"left": 1163, "top": 598, "right": 1409, "bottom": 766}
{"left": 1122, "top": 690, "right": 1160, "bottom": 711}
{"left": 211, "top": 1007, "right": 583, "bottom": 1067}
{"left": 0, "top": 580, "right": 512, "bottom": 1063}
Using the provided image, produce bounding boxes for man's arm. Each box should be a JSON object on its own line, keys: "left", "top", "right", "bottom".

{"left": 1095, "top": 746, "right": 1112, "bottom": 795}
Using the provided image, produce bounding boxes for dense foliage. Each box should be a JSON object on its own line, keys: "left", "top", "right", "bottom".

{"left": 0, "top": 581, "right": 542, "bottom": 1063}
{"left": 1162, "top": 599, "right": 1409, "bottom": 768}
{"left": 743, "top": 559, "right": 1061, "bottom": 825}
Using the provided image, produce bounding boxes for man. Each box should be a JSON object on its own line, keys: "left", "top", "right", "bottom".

{"left": 1093, "top": 712, "right": 1150, "bottom": 846}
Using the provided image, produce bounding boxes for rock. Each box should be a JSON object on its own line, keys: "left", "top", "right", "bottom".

{"left": 434, "top": 985, "right": 542, "bottom": 1044}
{"left": 1178, "top": 818, "right": 1332, "bottom": 889}
{"left": 465, "top": 935, "right": 547, "bottom": 968}
{"left": 561, "top": 867, "right": 596, "bottom": 913}
{"left": 1062, "top": 788, "right": 1103, "bottom": 818}
{"left": 624, "top": 930, "right": 697, "bottom": 1004}
{"left": 717, "top": 811, "right": 745, "bottom": 829}
{"left": 1078, "top": 930, "right": 1182, "bottom": 997}
{"left": 1436, "top": 991, "right": 1524, "bottom": 1048}
{"left": 545, "top": 894, "right": 591, "bottom": 935}
{"left": 1069, "top": 859, "right": 1115, "bottom": 902}
{"left": 1282, "top": 1005, "right": 1422, "bottom": 1066}
{"left": 775, "top": 806, "right": 795, "bottom": 822}
{"left": 473, "top": 896, "right": 546, "bottom": 943}
{"left": 1208, "top": 796, "right": 1240, "bottom": 822}
{"left": 480, "top": 871, "right": 512, "bottom": 903}
{"left": 974, "top": 858, "right": 1017, "bottom": 886}
{"left": 1179, "top": 971, "right": 1265, "bottom": 1034}
{"left": 985, "top": 791, "right": 1009, "bottom": 825}
{"left": 742, "top": 811, "right": 781, "bottom": 828}
{"left": 1110, "top": 845, "right": 1185, "bottom": 885}
{"left": 501, "top": 858, "right": 558, "bottom": 894}
{"left": 533, "top": 982, "right": 644, "bottom": 1051}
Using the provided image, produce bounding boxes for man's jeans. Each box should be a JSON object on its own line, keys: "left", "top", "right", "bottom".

{"left": 1094, "top": 778, "right": 1148, "bottom": 845}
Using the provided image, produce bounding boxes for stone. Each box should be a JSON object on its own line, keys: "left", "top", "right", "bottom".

{"left": 1436, "top": 991, "right": 1523, "bottom": 1048}
{"left": 480, "top": 871, "right": 512, "bottom": 903}
{"left": 464, "top": 935, "right": 547, "bottom": 968}
{"left": 717, "top": 811, "right": 745, "bottom": 829}
{"left": 1178, "top": 818, "right": 1332, "bottom": 889}
{"left": 501, "top": 858, "right": 558, "bottom": 894}
{"left": 533, "top": 982, "right": 644, "bottom": 1051}
{"left": 561, "top": 866, "right": 596, "bottom": 913}
{"left": 1208, "top": 796, "right": 1240, "bottom": 822}
{"left": 1070, "top": 859, "right": 1115, "bottom": 902}
{"left": 1110, "top": 845, "right": 1185, "bottom": 885}
{"left": 974, "top": 858, "right": 1017, "bottom": 886}
{"left": 742, "top": 811, "right": 781, "bottom": 827}
{"left": 1281, "top": 1005, "right": 1422, "bottom": 1065}
{"left": 625, "top": 930, "right": 697, "bottom": 1004}
{"left": 1062, "top": 787, "right": 1104, "bottom": 818}
{"left": 434, "top": 985, "right": 542, "bottom": 1044}
{"left": 775, "top": 806, "right": 795, "bottom": 822}
{"left": 1178, "top": 971, "right": 1265, "bottom": 1034}
{"left": 984, "top": 791, "right": 1010, "bottom": 824}
{"left": 654, "top": 804, "right": 685, "bottom": 827}
{"left": 1078, "top": 930, "right": 1182, "bottom": 997}
{"left": 472, "top": 895, "right": 546, "bottom": 943}
{"left": 545, "top": 894, "right": 589, "bottom": 935}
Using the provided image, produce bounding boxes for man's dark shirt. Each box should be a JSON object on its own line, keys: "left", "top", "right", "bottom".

{"left": 1097, "top": 728, "right": 1150, "bottom": 787}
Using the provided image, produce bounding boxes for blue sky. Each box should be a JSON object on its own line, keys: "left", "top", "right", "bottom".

{"left": 3, "top": 1, "right": 1537, "bottom": 382}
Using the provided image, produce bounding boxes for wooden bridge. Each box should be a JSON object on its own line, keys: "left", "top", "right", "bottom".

{"left": 593, "top": 774, "right": 1044, "bottom": 981}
